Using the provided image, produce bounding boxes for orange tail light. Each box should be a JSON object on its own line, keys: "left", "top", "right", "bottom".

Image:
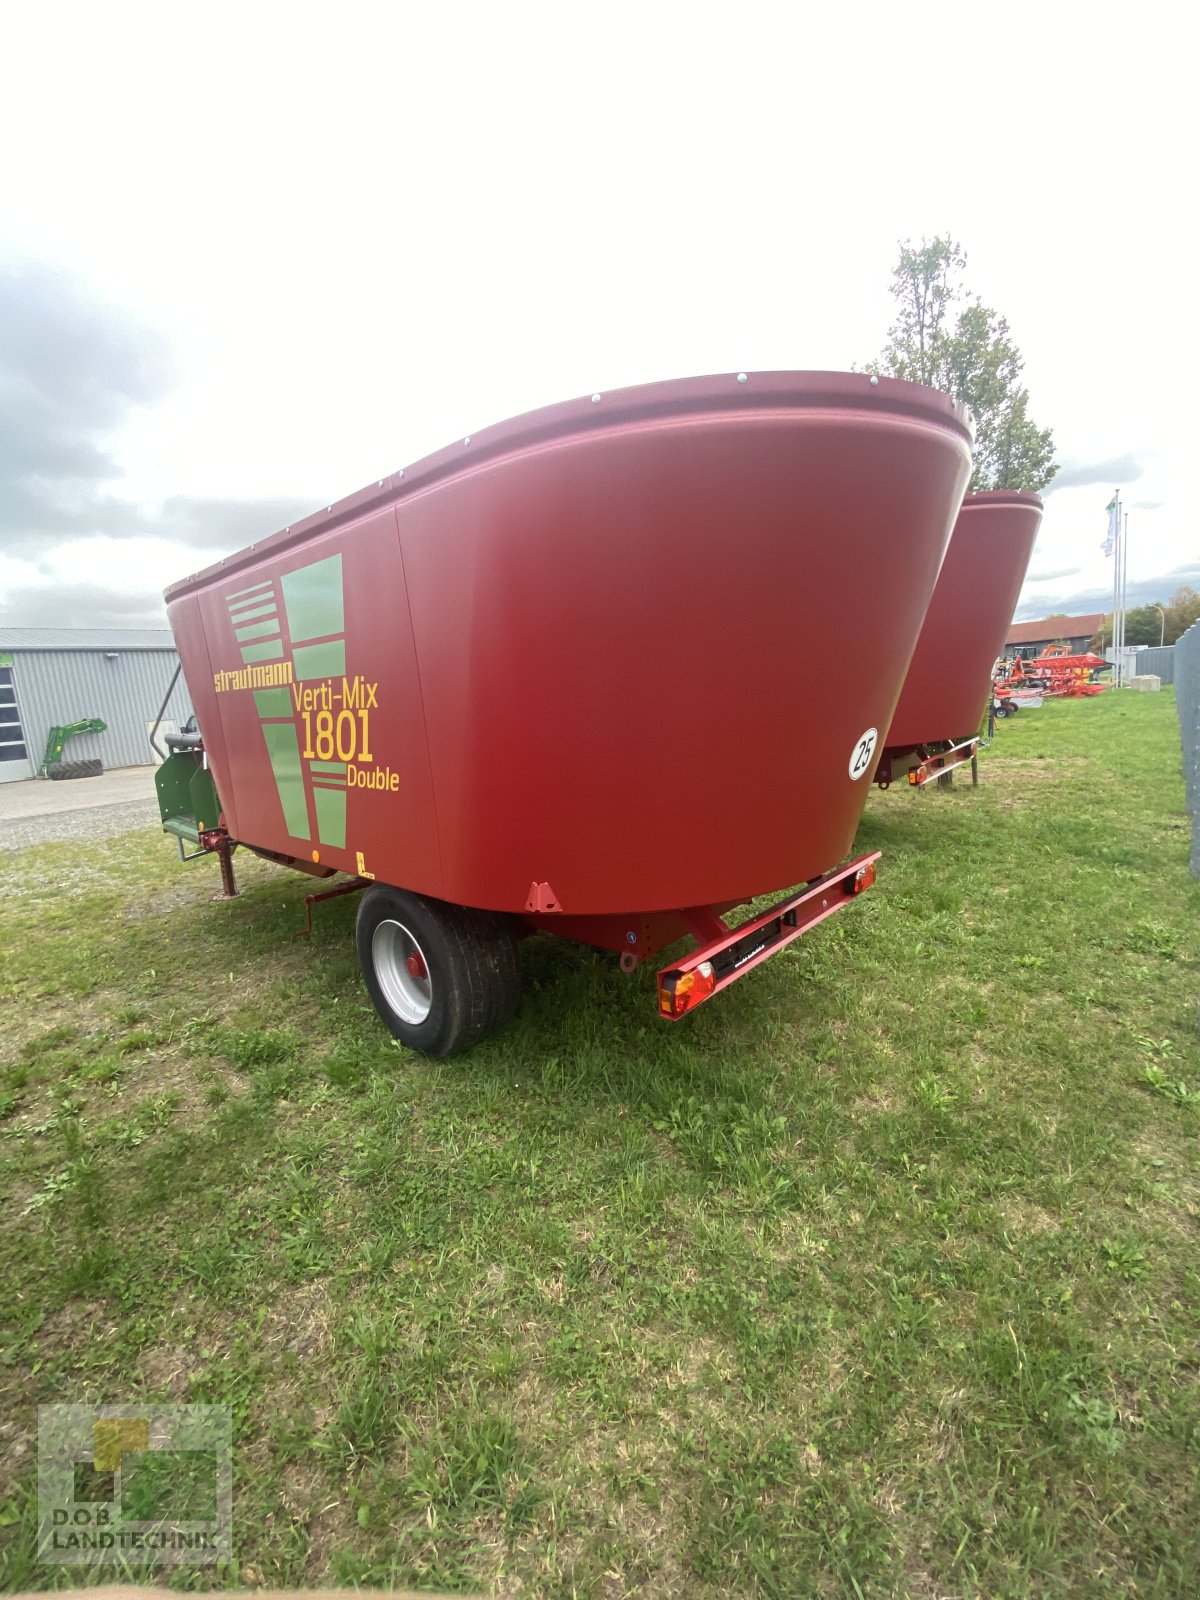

{"left": 658, "top": 959, "right": 716, "bottom": 1017}
{"left": 847, "top": 861, "right": 876, "bottom": 894}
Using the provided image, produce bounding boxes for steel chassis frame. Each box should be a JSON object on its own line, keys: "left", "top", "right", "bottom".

{"left": 655, "top": 851, "right": 881, "bottom": 1020}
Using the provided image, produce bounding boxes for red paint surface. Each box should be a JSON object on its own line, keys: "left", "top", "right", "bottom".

{"left": 166, "top": 372, "right": 972, "bottom": 916}
{"left": 885, "top": 490, "right": 1044, "bottom": 749}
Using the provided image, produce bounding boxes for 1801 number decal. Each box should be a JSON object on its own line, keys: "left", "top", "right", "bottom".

{"left": 299, "top": 708, "right": 372, "bottom": 763}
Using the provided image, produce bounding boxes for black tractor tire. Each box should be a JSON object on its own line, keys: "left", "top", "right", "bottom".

{"left": 47, "top": 759, "right": 104, "bottom": 780}
{"left": 355, "top": 885, "right": 521, "bottom": 1058}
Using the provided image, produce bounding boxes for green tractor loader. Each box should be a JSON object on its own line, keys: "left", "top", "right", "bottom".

{"left": 40, "top": 718, "right": 107, "bottom": 779}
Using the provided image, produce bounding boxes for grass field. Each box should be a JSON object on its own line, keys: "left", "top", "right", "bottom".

{"left": 1, "top": 690, "right": 1197, "bottom": 1598}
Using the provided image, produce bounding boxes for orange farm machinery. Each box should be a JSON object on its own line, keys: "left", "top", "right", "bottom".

{"left": 993, "top": 646, "right": 1111, "bottom": 718}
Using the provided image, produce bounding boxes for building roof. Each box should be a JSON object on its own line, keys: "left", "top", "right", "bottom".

{"left": 1006, "top": 612, "right": 1104, "bottom": 646}
{"left": 0, "top": 627, "right": 177, "bottom": 653}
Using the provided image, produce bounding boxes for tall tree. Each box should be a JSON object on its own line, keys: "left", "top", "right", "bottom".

{"left": 1092, "top": 588, "right": 1200, "bottom": 651}
{"left": 1117, "top": 606, "right": 1168, "bottom": 648}
{"left": 870, "top": 237, "right": 1056, "bottom": 493}
{"left": 1163, "top": 585, "right": 1200, "bottom": 644}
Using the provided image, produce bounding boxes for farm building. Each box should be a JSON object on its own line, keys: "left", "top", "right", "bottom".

{"left": 1004, "top": 612, "right": 1104, "bottom": 661}
{"left": 0, "top": 628, "right": 193, "bottom": 784}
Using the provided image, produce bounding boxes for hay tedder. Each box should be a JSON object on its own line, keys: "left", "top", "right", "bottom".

{"left": 992, "top": 645, "right": 1111, "bottom": 718}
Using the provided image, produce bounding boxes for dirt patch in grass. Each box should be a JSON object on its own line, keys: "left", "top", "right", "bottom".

{"left": 996, "top": 1195, "right": 1062, "bottom": 1235}
{"left": 137, "top": 1339, "right": 197, "bottom": 1400}
{"left": 262, "top": 1278, "right": 336, "bottom": 1366}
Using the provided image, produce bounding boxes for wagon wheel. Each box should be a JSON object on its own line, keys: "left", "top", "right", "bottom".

{"left": 355, "top": 885, "right": 521, "bottom": 1057}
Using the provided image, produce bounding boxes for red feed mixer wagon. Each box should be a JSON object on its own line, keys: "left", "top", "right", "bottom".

{"left": 872, "top": 490, "right": 1044, "bottom": 789}
{"left": 154, "top": 371, "right": 972, "bottom": 1055}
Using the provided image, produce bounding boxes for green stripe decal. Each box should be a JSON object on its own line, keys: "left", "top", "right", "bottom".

{"left": 309, "top": 760, "right": 347, "bottom": 774}
{"left": 253, "top": 687, "right": 293, "bottom": 717}
{"left": 292, "top": 640, "right": 346, "bottom": 680}
{"left": 313, "top": 785, "right": 346, "bottom": 849}
{"left": 235, "top": 619, "right": 280, "bottom": 642}
{"left": 241, "top": 639, "right": 285, "bottom": 665}
{"left": 282, "top": 554, "right": 344, "bottom": 643}
{"left": 261, "top": 723, "right": 310, "bottom": 839}
{"left": 228, "top": 600, "right": 278, "bottom": 623}
{"left": 227, "top": 580, "right": 274, "bottom": 601}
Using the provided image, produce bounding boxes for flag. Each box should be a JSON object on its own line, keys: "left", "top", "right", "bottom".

{"left": 1101, "top": 493, "right": 1119, "bottom": 557}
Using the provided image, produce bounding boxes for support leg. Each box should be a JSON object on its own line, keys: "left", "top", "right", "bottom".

{"left": 214, "top": 837, "right": 239, "bottom": 900}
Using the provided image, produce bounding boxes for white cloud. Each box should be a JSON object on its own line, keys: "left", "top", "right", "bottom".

{"left": 42, "top": 536, "right": 210, "bottom": 593}
{"left": 1026, "top": 567, "right": 1081, "bottom": 584}
{"left": 0, "top": 2, "right": 1193, "bottom": 627}
{"left": 0, "top": 537, "right": 215, "bottom": 629}
{"left": 0, "top": 553, "right": 49, "bottom": 592}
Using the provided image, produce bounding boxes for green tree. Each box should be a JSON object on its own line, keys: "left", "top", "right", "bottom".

{"left": 1163, "top": 585, "right": 1200, "bottom": 644}
{"left": 1090, "top": 617, "right": 1127, "bottom": 652}
{"left": 1093, "top": 589, "right": 1200, "bottom": 651}
{"left": 1121, "top": 606, "right": 1169, "bottom": 647}
{"left": 870, "top": 236, "right": 1056, "bottom": 492}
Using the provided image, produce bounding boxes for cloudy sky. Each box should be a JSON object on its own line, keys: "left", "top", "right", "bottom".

{"left": 0, "top": 2, "right": 1193, "bottom": 629}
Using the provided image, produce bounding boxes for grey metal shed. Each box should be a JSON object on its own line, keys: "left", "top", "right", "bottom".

{"left": 0, "top": 628, "right": 194, "bottom": 783}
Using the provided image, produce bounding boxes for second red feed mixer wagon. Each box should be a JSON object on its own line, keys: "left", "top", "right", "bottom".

{"left": 155, "top": 371, "right": 972, "bottom": 1054}
{"left": 872, "top": 490, "right": 1044, "bottom": 789}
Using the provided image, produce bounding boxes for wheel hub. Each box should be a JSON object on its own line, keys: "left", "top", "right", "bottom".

{"left": 372, "top": 919, "right": 434, "bottom": 1025}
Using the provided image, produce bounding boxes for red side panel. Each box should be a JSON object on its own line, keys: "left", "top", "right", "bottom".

{"left": 399, "top": 406, "right": 968, "bottom": 914}
{"left": 175, "top": 508, "right": 441, "bottom": 892}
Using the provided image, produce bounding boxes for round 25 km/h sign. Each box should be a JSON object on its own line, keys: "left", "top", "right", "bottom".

{"left": 849, "top": 727, "right": 878, "bottom": 781}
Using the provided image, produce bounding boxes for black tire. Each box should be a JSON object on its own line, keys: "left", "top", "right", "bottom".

{"left": 355, "top": 885, "right": 521, "bottom": 1057}
{"left": 47, "top": 758, "right": 103, "bottom": 780}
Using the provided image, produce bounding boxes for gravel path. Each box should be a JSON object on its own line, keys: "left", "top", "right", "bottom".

{"left": 0, "top": 796, "right": 161, "bottom": 851}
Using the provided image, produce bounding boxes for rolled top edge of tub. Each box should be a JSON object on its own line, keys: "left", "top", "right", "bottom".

{"left": 164, "top": 370, "right": 976, "bottom": 602}
{"left": 958, "top": 488, "right": 1046, "bottom": 516}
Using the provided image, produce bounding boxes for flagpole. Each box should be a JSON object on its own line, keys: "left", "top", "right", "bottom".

{"left": 1111, "top": 490, "right": 1122, "bottom": 685}
{"left": 1117, "top": 504, "right": 1126, "bottom": 685}
{"left": 1121, "top": 510, "right": 1130, "bottom": 681}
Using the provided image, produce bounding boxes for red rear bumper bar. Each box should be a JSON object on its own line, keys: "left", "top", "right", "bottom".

{"left": 657, "top": 851, "right": 881, "bottom": 1020}
{"left": 910, "top": 737, "right": 979, "bottom": 788}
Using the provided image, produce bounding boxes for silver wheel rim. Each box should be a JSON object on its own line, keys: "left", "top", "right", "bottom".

{"left": 372, "top": 919, "right": 433, "bottom": 1025}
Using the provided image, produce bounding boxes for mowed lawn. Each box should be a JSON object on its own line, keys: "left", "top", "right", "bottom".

{"left": 1, "top": 691, "right": 1197, "bottom": 1598}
